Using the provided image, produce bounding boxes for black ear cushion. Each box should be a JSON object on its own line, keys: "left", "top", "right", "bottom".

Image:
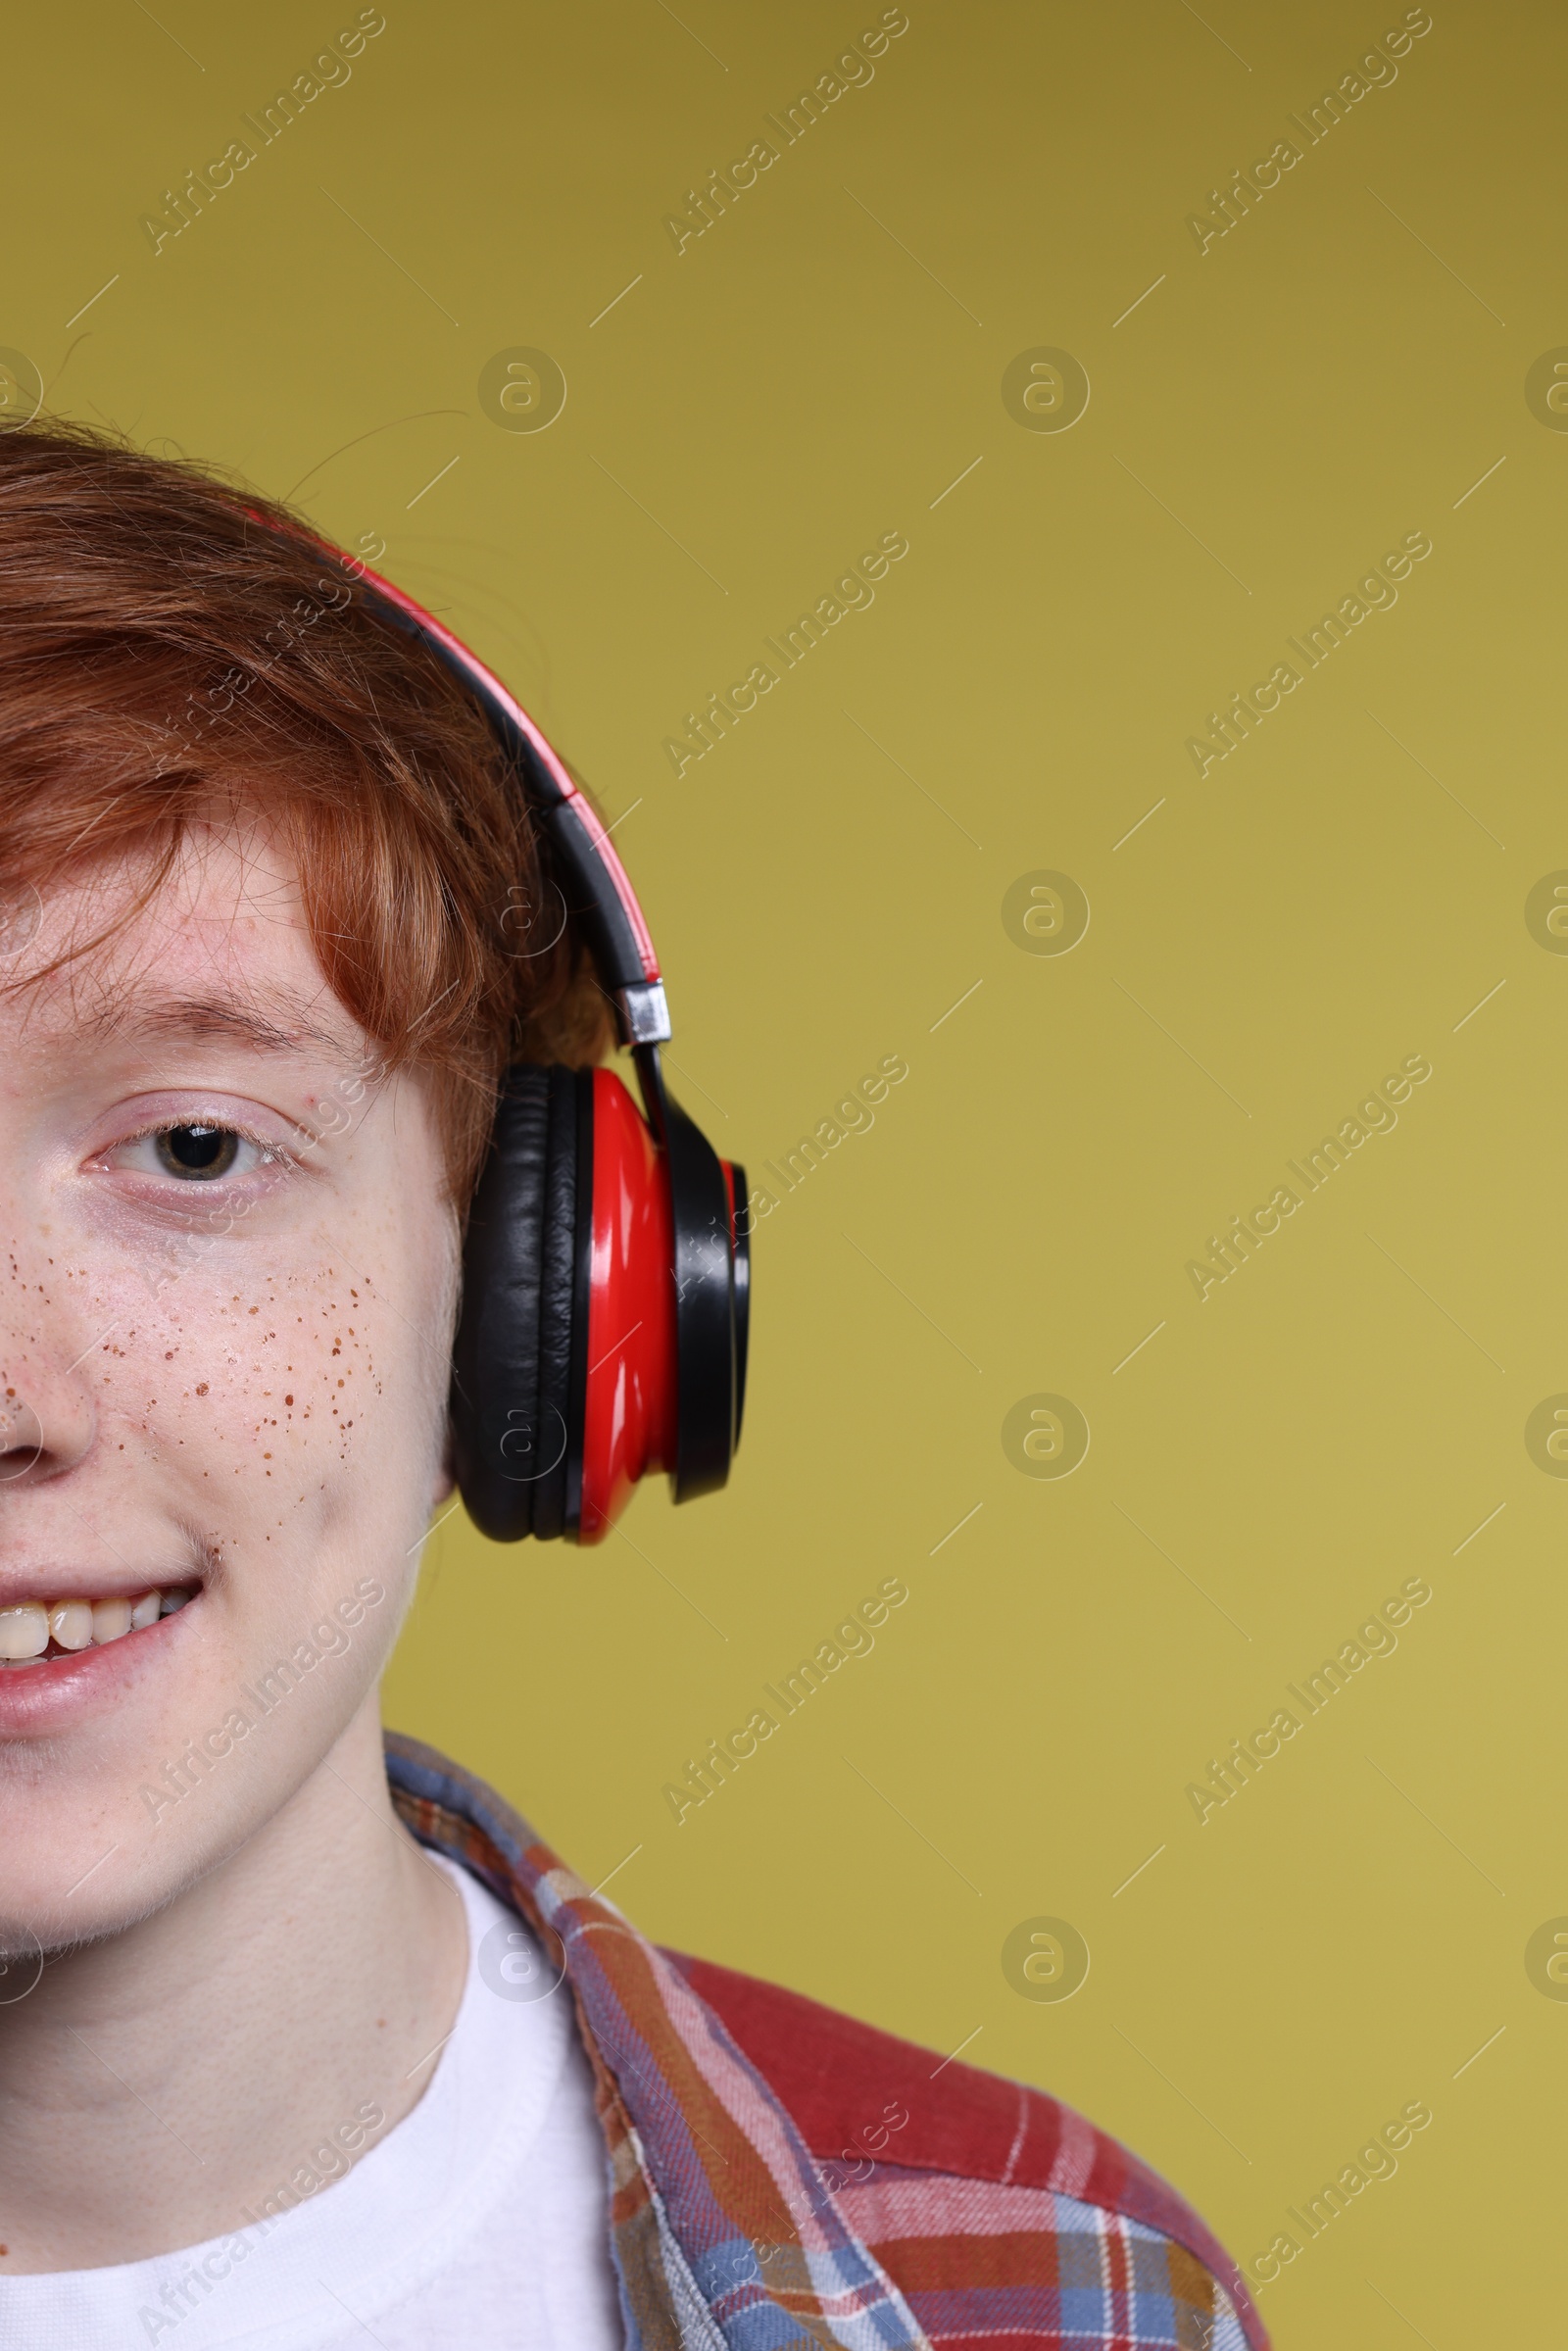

{"left": 526, "top": 1064, "right": 582, "bottom": 1541}
{"left": 663, "top": 1090, "right": 738, "bottom": 1503}
{"left": 451, "top": 1064, "right": 582, "bottom": 1541}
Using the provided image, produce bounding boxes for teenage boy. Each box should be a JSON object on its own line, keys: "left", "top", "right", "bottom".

{"left": 0, "top": 421, "right": 1265, "bottom": 2351}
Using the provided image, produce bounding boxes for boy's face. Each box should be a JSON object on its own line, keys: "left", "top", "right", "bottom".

{"left": 0, "top": 819, "right": 458, "bottom": 1951}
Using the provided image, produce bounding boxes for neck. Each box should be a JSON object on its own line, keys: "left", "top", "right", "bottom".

{"left": 0, "top": 1697, "right": 467, "bottom": 2273}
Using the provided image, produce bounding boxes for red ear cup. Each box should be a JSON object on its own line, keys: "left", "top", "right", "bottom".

{"left": 577, "top": 1069, "right": 677, "bottom": 1540}
{"left": 451, "top": 1063, "right": 748, "bottom": 1544}
{"left": 576, "top": 1067, "right": 752, "bottom": 1539}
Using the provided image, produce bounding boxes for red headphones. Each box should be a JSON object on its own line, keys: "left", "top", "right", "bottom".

{"left": 355, "top": 564, "right": 749, "bottom": 1544}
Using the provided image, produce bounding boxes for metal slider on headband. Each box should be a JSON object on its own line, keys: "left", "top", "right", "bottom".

{"left": 618, "top": 982, "right": 670, "bottom": 1046}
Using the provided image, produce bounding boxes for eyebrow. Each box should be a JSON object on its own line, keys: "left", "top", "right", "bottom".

{"left": 83, "top": 990, "right": 366, "bottom": 1065}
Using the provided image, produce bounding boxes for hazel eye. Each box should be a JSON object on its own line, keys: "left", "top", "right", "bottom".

{"left": 101, "top": 1114, "right": 291, "bottom": 1189}
{"left": 154, "top": 1124, "right": 241, "bottom": 1179}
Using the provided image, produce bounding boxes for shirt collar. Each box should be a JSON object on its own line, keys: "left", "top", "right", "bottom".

{"left": 385, "top": 1728, "right": 932, "bottom": 2350}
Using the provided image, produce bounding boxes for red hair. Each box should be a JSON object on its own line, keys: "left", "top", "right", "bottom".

{"left": 0, "top": 418, "right": 612, "bottom": 1201}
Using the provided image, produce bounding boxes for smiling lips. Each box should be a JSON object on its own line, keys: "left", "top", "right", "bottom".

{"left": 0, "top": 1588, "right": 193, "bottom": 1664}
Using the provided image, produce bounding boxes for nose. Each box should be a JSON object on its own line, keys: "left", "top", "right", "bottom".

{"left": 0, "top": 1362, "right": 95, "bottom": 1486}
{"left": 0, "top": 1386, "right": 45, "bottom": 1483}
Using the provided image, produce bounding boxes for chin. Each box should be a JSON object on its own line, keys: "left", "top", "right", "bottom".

{"left": 0, "top": 1567, "right": 396, "bottom": 1947}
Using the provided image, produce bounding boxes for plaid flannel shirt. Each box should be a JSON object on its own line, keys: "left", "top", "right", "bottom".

{"left": 386, "top": 1732, "right": 1267, "bottom": 2351}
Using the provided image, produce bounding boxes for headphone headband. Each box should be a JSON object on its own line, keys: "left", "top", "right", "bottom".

{"left": 352, "top": 564, "right": 672, "bottom": 1050}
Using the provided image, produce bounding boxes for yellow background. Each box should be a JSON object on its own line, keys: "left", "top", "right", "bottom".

{"left": 10, "top": 0, "right": 1561, "bottom": 2336}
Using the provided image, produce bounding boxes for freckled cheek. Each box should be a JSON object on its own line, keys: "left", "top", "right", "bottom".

{"left": 65, "top": 1282, "right": 239, "bottom": 1459}
{"left": 82, "top": 1280, "right": 392, "bottom": 1484}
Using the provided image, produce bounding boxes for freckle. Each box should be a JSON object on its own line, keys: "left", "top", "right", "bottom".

{"left": 196, "top": 1383, "right": 209, "bottom": 1396}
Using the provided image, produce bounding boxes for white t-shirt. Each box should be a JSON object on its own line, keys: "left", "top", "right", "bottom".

{"left": 1, "top": 1857, "right": 625, "bottom": 2350}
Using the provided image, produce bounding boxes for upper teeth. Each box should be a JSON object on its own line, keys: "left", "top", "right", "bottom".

{"left": 0, "top": 1589, "right": 193, "bottom": 1660}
